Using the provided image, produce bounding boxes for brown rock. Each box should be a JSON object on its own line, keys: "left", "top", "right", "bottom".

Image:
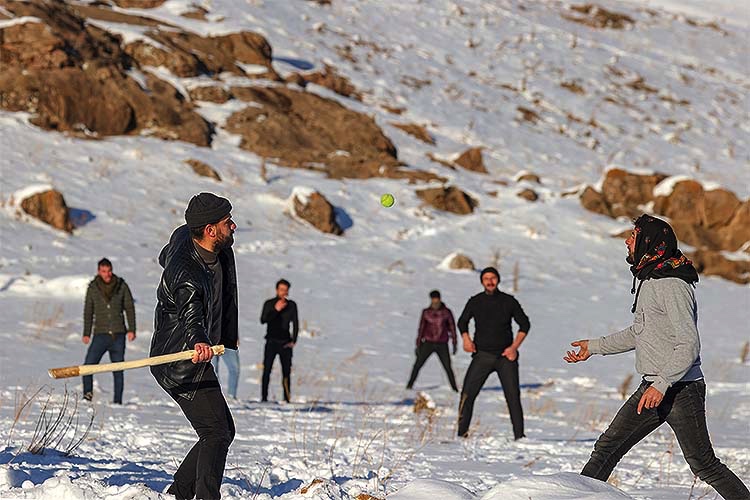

{"left": 302, "top": 65, "right": 362, "bottom": 101}
{"left": 426, "top": 152, "right": 455, "bottom": 169}
{"left": 0, "top": 67, "right": 135, "bottom": 136}
{"left": 284, "top": 72, "right": 308, "bottom": 87}
{"left": 653, "top": 180, "right": 705, "bottom": 226}
{"left": 517, "top": 106, "right": 541, "bottom": 124}
{"left": 126, "top": 30, "right": 279, "bottom": 80}
{"left": 0, "top": 1, "right": 211, "bottom": 146}
{"left": 669, "top": 220, "right": 723, "bottom": 251}
{"left": 186, "top": 159, "right": 221, "bottom": 181}
{"left": 600, "top": 168, "right": 667, "bottom": 218}
{"left": 444, "top": 253, "right": 475, "bottom": 270}
{"left": 517, "top": 189, "right": 539, "bottom": 202}
{"left": 134, "top": 74, "right": 213, "bottom": 146}
{"left": 417, "top": 186, "right": 477, "bottom": 215}
{"left": 381, "top": 104, "right": 406, "bottom": 115}
{"left": 454, "top": 147, "right": 487, "bottom": 173}
{"left": 390, "top": 122, "right": 435, "bottom": 145}
{"left": 718, "top": 201, "right": 750, "bottom": 252}
{"left": 580, "top": 186, "right": 611, "bottom": 216}
{"left": 290, "top": 189, "right": 343, "bottom": 235}
{"left": 564, "top": 4, "right": 635, "bottom": 30}
{"left": 517, "top": 173, "right": 541, "bottom": 184}
{"left": 181, "top": 7, "right": 208, "bottom": 21}
{"left": 688, "top": 250, "right": 750, "bottom": 285}
{"left": 0, "top": 1, "right": 129, "bottom": 71}
{"left": 20, "top": 189, "right": 74, "bottom": 233}
{"left": 225, "top": 86, "right": 410, "bottom": 180}
{"left": 704, "top": 189, "right": 741, "bottom": 228}
{"left": 69, "top": 4, "right": 162, "bottom": 27}
{"left": 188, "top": 86, "right": 232, "bottom": 103}
{"left": 579, "top": 167, "right": 750, "bottom": 284}
{"left": 111, "top": 0, "right": 166, "bottom": 7}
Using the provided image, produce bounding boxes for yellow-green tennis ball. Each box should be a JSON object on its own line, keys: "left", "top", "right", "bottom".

{"left": 381, "top": 193, "right": 395, "bottom": 207}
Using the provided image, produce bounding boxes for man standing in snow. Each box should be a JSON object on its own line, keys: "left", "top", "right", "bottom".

{"left": 456, "top": 267, "right": 531, "bottom": 439}
{"left": 260, "top": 279, "right": 298, "bottom": 403}
{"left": 407, "top": 290, "right": 459, "bottom": 392}
{"left": 565, "top": 215, "right": 749, "bottom": 499}
{"left": 150, "top": 193, "right": 239, "bottom": 500}
{"left": 81, "top": 258, "right": 136, "bottom": 404}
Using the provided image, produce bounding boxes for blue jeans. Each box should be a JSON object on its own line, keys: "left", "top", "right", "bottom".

{"left": 211, "top": 348, "right": 240, "bottom": 399}
{"left": 82, "top": 333, "right": 125, "bottom": 403}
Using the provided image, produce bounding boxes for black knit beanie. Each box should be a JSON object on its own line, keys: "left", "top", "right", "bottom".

{"left": 185, "top": 193, "right": 232, "bottom": 229}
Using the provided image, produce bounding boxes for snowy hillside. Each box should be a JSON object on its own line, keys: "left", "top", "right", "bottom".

{"left": 0, "top": 0, "right": 748, "bottom": 499}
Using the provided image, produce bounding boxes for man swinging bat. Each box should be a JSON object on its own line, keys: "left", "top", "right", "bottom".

{"left": 150, "top": 193, "right": 239, "bottom": 500}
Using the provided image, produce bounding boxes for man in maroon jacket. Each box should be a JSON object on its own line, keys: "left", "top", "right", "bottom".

{"left": 407, "top": 290, "right": 459, "bottom": 392}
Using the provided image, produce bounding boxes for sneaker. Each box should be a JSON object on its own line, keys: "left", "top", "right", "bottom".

{"left": 83, "top": 392, "right": 93, "bottom": 402}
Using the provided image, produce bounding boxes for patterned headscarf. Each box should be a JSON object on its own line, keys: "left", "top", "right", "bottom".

{"left": 628, "top": 214, "right": 699, "bottom": 312}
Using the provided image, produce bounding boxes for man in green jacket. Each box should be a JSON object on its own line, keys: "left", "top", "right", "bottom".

{"left": 82, "top": 258, "right": 136, "bottom": 404}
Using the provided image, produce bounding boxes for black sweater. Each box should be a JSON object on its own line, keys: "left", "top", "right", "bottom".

{"left": 260, "top": 298, "right": 299, "bottom": 343}
{"left": 457, "top": 291, "right": 530, "bottom": 354}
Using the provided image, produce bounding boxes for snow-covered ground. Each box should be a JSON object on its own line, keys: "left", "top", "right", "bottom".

{"left": 0, "top": 0, "right": 748, "bottom": 499}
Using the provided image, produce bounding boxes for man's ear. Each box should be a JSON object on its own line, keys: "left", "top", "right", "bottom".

{"left": 205, "top": 223, "right": 216, "bottom": 239}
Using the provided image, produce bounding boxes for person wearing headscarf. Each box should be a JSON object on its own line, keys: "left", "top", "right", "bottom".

{"left": 565, "top": 214, "right": 749, "bottom": 499}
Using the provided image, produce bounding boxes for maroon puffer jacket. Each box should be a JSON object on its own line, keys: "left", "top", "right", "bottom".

{"left": 417, "top": 304, "right": 457, "bottom": 346}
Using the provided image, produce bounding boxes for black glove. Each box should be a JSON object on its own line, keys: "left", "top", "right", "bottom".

{"left": 453, "top": 344, "right": 457, "bottom": 355}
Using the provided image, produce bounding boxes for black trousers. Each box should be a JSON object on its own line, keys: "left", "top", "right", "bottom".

{"left": 407, "top": 341, "right": 458, "bottom": 391}
{"left": 167, "top": 378, "right": 235, "bottom": 500}
{"left": 262, "top": 340, "right": 292, "bottom": 402}
{"left": 457, "top": 350, "right": 524, "bottom": 439}
{"left": 583, "top": 380, "right": 749, "bottom": 500}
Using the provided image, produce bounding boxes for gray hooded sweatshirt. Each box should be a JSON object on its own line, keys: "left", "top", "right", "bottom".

{"left": 588, "top": 277, "right": 703, "bottom": 395}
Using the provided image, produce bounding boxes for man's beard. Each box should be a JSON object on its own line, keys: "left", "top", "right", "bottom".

{"left": 213, "top": 232, "right": 235, "bottom": 251}
{"left": 626, "top": 249, "right": 635, "bottom": 265}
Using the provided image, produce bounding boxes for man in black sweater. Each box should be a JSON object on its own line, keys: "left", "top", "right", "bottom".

{"left": 260, "top": 279, "right": 299, "bottom": 402}
{"left": 456, "top": 267, "right": 530, "bottom": 439}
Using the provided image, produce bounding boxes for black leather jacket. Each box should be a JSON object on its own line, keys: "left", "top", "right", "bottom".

{"left": 150, "top": 225, "right": 239, "bottom": 399}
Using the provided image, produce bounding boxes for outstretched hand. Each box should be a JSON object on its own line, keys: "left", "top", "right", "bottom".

{"left": 564, "top": 340, "right": 591, "bottom": 363}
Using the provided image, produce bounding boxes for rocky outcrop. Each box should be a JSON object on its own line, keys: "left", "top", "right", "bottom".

{"left": 225, "top": 86, "right": 442, "bottom": 182}
{"left": 581, "top": 169, "right": 750, "bottom": 283}
{"left": 125, "top": 30, "right": 279, "bottom": 80}
{"left": 0, "top": 0, "right": 277, "bottom": 146}
{"left": 688, "top": 250, "right": 750, "bottom": 285}
{"left": 20, "top": 189, "right": 74, "bottom": 233}
{"left": 563, "top": 4, "right": 635, "bottom": 30}
{"left": 517, "top": 172, "right": 542, "bottom": 184}
{"left": 188, "top": 86, "right": 233, "bottom": 103}
{"left": 288, "top": 188, "right": 343, "bottom": 235}
{"left": 390, "top": 122, "right": 435, "bottom": 145}
{"left": 416, "top": 186, "right": 477, "bottom": 215}
{"left": 186, "top": 159, "right": 221, "bottom": 181}
{"left": 111, "top": 0, "right": 166, "bottom": 8}
{"left": 441, "top": 252, "right": 475, "bottom": 270}
{"left": 582, "top": 168, "right": 668, "bottom": 219}
{"left": 287, "top": 65, "right": 362, "bottom": 101}
{"left": 517, "top": 189, "right": 539, "bottom": 202}
{"left": 454, "top": 147, "right": 487, "bottom": 174}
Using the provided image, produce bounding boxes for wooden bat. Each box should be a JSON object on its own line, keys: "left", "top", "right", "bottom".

{"left": 48, "top": 345, "right": 226, "bottom": 379}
